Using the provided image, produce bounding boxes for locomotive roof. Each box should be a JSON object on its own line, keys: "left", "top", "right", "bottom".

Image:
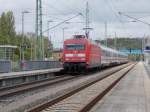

{"left": 64, "top": 37, "right": 89, "bottom": 43}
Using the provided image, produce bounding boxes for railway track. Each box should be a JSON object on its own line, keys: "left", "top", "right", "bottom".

{"left": 27, "top": 63, "right": 136, "bottom": 112}
{"left": 0, "top": 64, "right": 126, "bottom": 98}
{"left": 0, "top": 75, "right": 77, "bottom": 98}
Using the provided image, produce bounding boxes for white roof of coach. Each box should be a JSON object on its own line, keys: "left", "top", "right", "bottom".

{"left": 101, "top": 45, "right": 127, "bottom": 56}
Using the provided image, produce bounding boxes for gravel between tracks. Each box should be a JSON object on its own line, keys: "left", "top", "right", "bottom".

{"left": 0, "top": 64, "right": 130, "bottom": 112}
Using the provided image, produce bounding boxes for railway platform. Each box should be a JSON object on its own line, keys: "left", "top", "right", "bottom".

{"left": 91, "top": 62, "right": 150, "bottom": 112}
{"left": 0, "top": 68, "right": 62, "bottom": 88}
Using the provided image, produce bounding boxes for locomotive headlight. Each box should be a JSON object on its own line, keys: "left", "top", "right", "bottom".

{"left": 65, "top": 58, "right": 70, "bottom": 60}
{"left": 81, "top": 58, "right": 86, "bottom": 60}
{"left": 65, "top": 54, "right": 73, "bottom": 57}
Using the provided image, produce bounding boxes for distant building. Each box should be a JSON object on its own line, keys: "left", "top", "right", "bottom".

{"left": 51, "top": 49, "right": 62, "bottom": 61}
{"left": 0, "top": 45, "right": 17, "bottom": 60}
{"left": 120, "top": 49, "right": 144, "bottom": 61}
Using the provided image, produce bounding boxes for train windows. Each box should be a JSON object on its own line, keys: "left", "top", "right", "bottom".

{"left": 102, "top": 50, "right": 106, "bottom": 56}
{"left": 65, "top": 44, "right": 85, "bottom": 50}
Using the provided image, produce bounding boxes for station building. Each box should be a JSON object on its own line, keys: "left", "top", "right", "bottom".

{"left": 51, "top": 49, "right": 62, "bottom": 61}
{"left": 0, "top": 45, "right": 17, "bottom": 60}
{"left": 0, "top": 45, "right": 17, "bottom": 72}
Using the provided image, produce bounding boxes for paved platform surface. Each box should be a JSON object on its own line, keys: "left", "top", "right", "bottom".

{"left": 0, "top": 68, "right": 62, "bottom": 80}
{"left": 91, "top": 62, "right": 150, "bottom": 112}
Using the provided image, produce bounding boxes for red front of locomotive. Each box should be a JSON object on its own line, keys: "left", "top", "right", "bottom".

{"left": 63, "top": 36, "right": 90, "bottom": 72}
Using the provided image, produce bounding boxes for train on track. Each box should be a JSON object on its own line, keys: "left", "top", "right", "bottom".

{"left": 62, "top": 35, "right": 128, "bottom": 72}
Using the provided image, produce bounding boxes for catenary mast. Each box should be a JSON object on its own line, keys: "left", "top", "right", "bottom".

{"left": 83, "top": 2, "right": 92, "bottom": 39}
{"left": 36, "top": 0, "right": 44, "bottom": 60}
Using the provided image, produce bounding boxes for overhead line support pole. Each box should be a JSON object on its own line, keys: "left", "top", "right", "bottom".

{"left": 36, "top": 0, "right": 44, "bottom": 60}
{"left": 105, "top": 22, "right": 107, "bottom": 47}
{"left": 43, "top": 13, "right": 82, "bottom": 34}
{"left": 118, "top": 12, "right": 150, "bottom": 26}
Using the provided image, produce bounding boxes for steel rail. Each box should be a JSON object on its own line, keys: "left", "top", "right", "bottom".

{"left": 27, "top": 63, "right": 134, "bottom": 112}
{"left": 79, "top": 63, "right": 137, "bottom": 112}
{"left": 0, "top": 64, "right": 127, "bottom": 98}
{"left": 0, "top": 75, "right": 76, "bottom": 98}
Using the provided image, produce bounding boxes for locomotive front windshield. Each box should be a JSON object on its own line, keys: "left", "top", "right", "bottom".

{"left": 65, "top": 44, "right": 85, "bottom": 50}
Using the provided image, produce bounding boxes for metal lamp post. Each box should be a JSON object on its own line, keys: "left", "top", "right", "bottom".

{"left": 105, "top": 22, "right": 107, "bottom": 47}
{"left": 21, "top": 11, "right": 30, "bottom": 61}
{"left": 47, "top": 20, "right": 54, "bottom": 59}
{"left": 47, "top": 20, "right": 54, "bottom": 42}
{"left": 62, "top": 27, "right": 68, "bottom": 43}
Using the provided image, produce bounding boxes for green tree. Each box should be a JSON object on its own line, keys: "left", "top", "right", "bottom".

{"left": 43, "top": 37, "right": 53, "bottom": 58}
{"left": 0, "top": 13, "right": 8, "bottom": 44}
{"left": 6, "top": 11, "right": 16, "bottom": 38}
{"left": 100, "top": 37, "right": 143, "bottom": 50}
{"left": 0, "top": 11, "right": 16, "bottom": 44}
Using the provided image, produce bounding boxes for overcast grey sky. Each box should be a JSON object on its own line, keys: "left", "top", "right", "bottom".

{"left": 0, "top": 0, "right": 150, "bottom": 47}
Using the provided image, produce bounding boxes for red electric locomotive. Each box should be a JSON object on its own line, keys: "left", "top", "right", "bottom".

{"left": 62, "top": 35, "right": 128, "bottom": 72}
{"left": 63, "top": 35, "right": 101, "bottom": 72}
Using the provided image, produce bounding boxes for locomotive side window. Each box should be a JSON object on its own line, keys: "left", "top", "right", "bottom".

{"left": 65, "top": 44, "right": 85, "bottom": 50}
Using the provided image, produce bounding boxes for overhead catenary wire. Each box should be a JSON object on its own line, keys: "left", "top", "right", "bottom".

{"left": 58, "top": 0, "right": 84, "bottom": 15}
{"left": 42, "top": 13, "right": 83, "bottom": 34}
{"left": 42, "top": 2, "right": 68, "bottom": 15}
{"left": 106, "top": 0, "right": 121, "bottom": 22}
{"left": 105, "top": 0, "right": 129, "bottom": 36}
{"left": 118, "top": 12, "right": 150, "bottom": 26}
{"left": 42, "top": 0, "right": 84, "bottom": 16}
{"left": 42, "top": 0, "right": 85, "bottom": 29}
